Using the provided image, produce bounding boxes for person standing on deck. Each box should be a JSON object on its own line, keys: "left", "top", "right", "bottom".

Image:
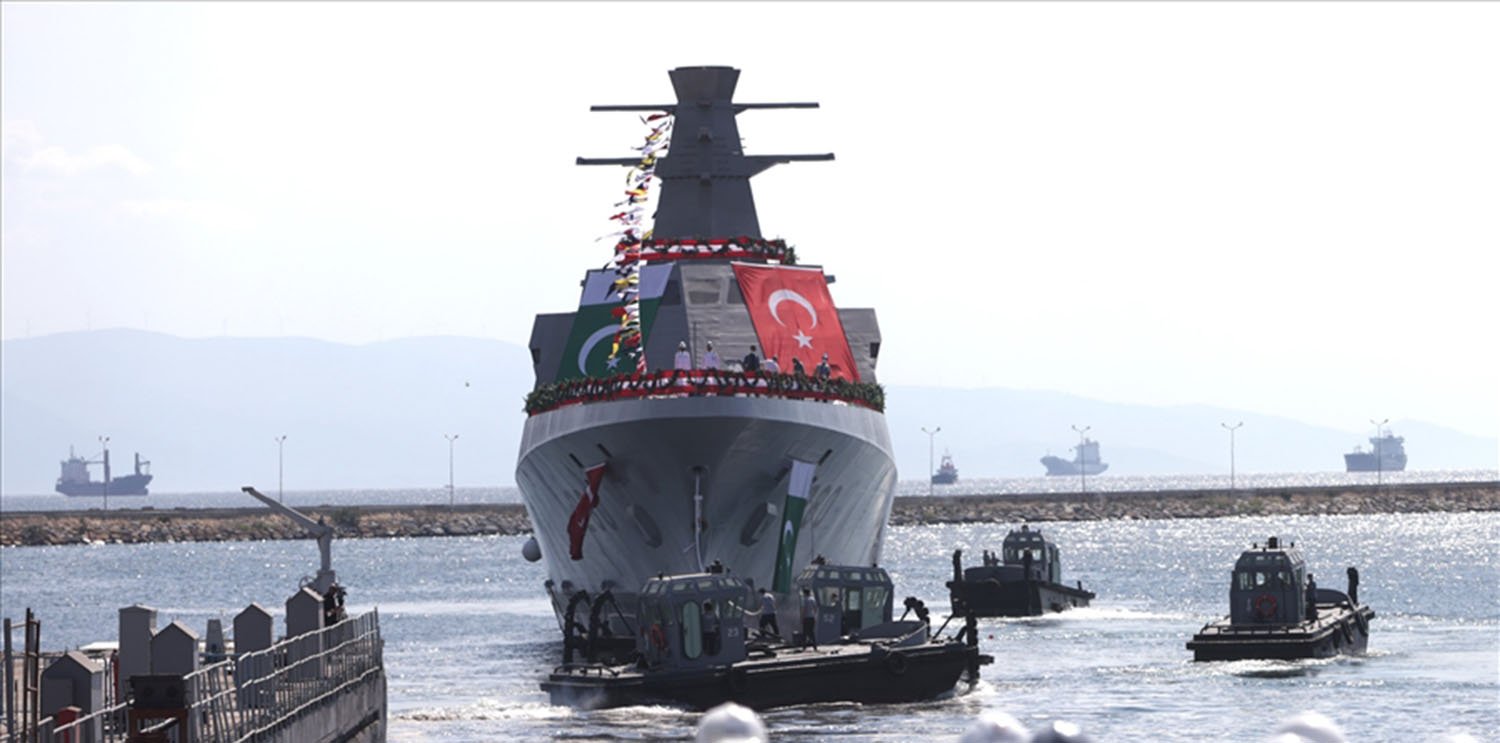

{"left": 702, "top": 342, "right": 721, "bottom": 370}
{"left": 800, "top": 589, "right": 819, "bottom": 650}
{"left": 742, "top": 346, "right": 761, "bottom": 373}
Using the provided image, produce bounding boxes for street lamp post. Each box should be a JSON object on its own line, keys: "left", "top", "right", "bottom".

{"left": 921, "top": 426, "right": 941, "bottom": 497}
{"left": 1370, "top": 418, "right": 1389, "bottom": 487}
{"left": 1071, "top": 425, "right": 1091, "bottom": 493}
{"left": 1221, "top": 422, "right": 1244, "bottom": 492}
{"left": 445, "top": 434, "right": 459, "bottom": 506}
{"left": 275, "top": 435, "right": 288, "bottom": 502}
{"left": 98, "top": 435, "right": 110, "bottom": 511}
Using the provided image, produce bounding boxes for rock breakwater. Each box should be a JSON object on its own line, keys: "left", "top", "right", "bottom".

{"left": 3, "top": 482, "right": 1495, "bottom": 547}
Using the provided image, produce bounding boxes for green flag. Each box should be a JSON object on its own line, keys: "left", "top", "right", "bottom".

{"left": 772, "top": 459, "right": 817, "bottom": 593}
{"left": 554, "top": 265, "right": 670, "bottom": 382}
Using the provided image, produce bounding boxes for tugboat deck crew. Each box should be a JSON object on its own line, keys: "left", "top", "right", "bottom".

{"left": 1188, "top": 535, "right": 1376, "bottom": 661}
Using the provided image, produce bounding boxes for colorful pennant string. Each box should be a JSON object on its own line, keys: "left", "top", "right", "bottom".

{"left": 600, "top": 113, "right": 673, "bottom": 374}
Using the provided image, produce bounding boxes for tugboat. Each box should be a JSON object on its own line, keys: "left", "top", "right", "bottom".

{"left": 947, "top": 526, "right": 1094, "bottom": 617}
{"left": 931, "top": 451, "right": 958, "bottom": 485}
{"left": 1344, "top": 431, "right": 1407, "bottom": 473}
{"left": 542, "top": 564, "right": 989, "bottom": 710}
{"left": 1187, "top": 536, "right": 1374, "bottom": 661}
{"left": 55, "top": 446, "right": 152, "bottom": 496}
{"left": 1040, "top": 438, "right": 1108, "bottom": 477}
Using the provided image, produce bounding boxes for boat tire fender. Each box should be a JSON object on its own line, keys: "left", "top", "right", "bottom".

{"left": 1339, "top": 620, "right": 1353, "bottom": 645}
{"left": 1354, "top": 611, "right": 1369, "bottom": 636}
{"left": 1253, "top": 593, "right": 1278, "bottom": 620}
{"left": 885, "top": 650, "right": 909, "bottom": 676}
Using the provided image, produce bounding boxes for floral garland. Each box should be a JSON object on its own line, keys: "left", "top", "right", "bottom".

{"left": 601, "top": 113, "right": 673, "bottom": 374}
{"left": 523, "top": 369, "right": 885, "bottom": 416}
{"left": 618, "top": 236, "right": 797, "bottom": 265}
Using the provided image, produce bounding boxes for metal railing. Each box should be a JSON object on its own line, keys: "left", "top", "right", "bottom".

{"left": 34, "top": 610, "right": 381, "bottom": 743}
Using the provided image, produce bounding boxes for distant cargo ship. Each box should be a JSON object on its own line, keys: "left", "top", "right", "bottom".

{"left": 1041, "top": 438, "right": 1109, "bottom": 477}
{"left": 931, "top": 451, "right": 958, "bottom": 485}
{"left": 55, "top": 446, "right": 152, "bottom": 496}
{"left": 1344, "top": 432, "right": 1406, "bottom": 473}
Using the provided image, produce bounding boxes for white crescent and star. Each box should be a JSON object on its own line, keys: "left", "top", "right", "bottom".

{"left": 768, "top": 290, "right": 817, "bottom": 328}
{"left": 578, "top": 325, "right": 619, "bottom": 374}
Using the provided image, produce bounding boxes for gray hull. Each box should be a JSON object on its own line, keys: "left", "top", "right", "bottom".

{"left": 518, "top": 395, "right": 896, "bottom": 623}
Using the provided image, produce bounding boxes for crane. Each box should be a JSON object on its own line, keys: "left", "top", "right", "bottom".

{"left": 241, "top": 485, "right": 338, "bottom": 595}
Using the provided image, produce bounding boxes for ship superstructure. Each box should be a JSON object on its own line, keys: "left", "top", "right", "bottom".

{"left": 517, "top": 67, "right": 895, "bottom": 631}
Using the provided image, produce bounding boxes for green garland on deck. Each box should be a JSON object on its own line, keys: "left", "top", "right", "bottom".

{"left": 524, "top": 371, "right": 884, "bottom": 415}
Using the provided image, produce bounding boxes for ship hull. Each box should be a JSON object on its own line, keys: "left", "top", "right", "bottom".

{"left": 56, "top": 474, "right": 152, "bottom": 496}
{"left": 518, "top": 396, "right": 896, "bottom": 625}
{"left": 1343, "top": 452, "right": 1406, "bottom": 473}
{"left": 948, "top": 578, "right": 1094, "bottom": 618}
{"left": 1040, "top": 457, "right": 1108, "bottom": 477}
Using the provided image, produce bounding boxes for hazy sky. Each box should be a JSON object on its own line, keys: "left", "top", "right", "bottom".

{"left": 3, "top": 2, "right": 1497, "bottom": 439}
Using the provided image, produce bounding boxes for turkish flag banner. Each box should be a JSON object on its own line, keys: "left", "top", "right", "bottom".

{"left": 566, "top": 463, "right": 608, "bottom": 560}
{"left": 732, "top": 263, "right": 860, "bottom": 382}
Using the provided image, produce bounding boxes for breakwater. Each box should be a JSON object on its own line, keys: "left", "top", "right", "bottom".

{"left": 2, "top": 482, "right": 1496, "bottom": 547}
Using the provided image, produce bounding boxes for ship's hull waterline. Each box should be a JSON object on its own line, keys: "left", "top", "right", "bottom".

{"left": 518, "top": 395, "right": 896, "bottom": 623}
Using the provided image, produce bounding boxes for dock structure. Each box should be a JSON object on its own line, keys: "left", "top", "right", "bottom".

{"left": 3, "top": 605, "right": 385, "bottom": 742}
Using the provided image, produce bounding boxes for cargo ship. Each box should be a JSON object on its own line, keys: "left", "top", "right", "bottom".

{"left": 55, "top": 446, "right": 152, "bottom": 496}
{"left": 1041, "top": 438, "right": 1109, "bottom": 477}
{"left": 1344, "top": 432, "right": 1407, "bottom": 473}
{"left": 516, "top": 67, "right": 896, "bottom": 632}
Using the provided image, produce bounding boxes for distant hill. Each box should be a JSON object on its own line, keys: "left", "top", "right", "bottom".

{"left": 3, "top": 331, "right": 1494, "bottom": 494}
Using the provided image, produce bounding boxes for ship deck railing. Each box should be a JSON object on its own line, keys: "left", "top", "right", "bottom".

{"left": 33, "top": 610, "right": 383, "bottom": 743}
{"left": 525, "top": 369, "right": 885, "bottom": 416}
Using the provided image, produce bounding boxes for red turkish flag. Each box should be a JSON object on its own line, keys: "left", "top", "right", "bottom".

{"left": 566, "top": 463, "right": 608, "bottom": 560}
{"left": 732, "top": 264, "right": 860, "bottom": 382}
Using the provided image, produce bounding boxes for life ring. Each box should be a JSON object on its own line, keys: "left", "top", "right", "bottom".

{"left": 648, "top": 623, "right": 667, "bottom": 651}
{"left": 726, "top": 667, "right": 749, "bottom": 695}
{"left": 1253, "top": 593, "right": 1278, "bottom": 620}
{"left": 884, "top": 651, "right": 909, "bottom": 676}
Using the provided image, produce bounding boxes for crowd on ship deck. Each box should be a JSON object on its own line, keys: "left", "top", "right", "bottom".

{"left": 525, "top": 340, "right": 882, "bottom": 415}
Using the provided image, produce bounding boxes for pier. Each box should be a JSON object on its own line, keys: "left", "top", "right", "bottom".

{"left": 2, "top": 481, "right": 1496, "bottom": 547}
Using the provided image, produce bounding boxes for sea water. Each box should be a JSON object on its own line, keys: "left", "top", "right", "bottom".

{"left": 1, "top": 511, "right": 1495, "bottom": 741}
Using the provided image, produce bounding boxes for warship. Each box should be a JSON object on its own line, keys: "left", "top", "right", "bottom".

{"left": 1040, "top": 438, "right": 1108, "bottom": 477}
{"left": 947, "top": 526, "right": 1094, "bottom": 617}
{"left": 517, "top": 67, "right": 895, "bottom": 634}
{"left": 1344, "top": 431, "right": 1407, "bottom": 473}
{"left": 1187, "top": 536, "right": 1374, "bottom": 661}
{"left": 931, "top": 451, "right": 958, "bottom": 485}
{"left": 55, "top": 446, "right": 152, "bottom": 496}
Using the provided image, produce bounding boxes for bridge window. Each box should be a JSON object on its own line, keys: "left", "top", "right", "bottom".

{"left": 686, "top": 278, "right": 723, "bottom": 305}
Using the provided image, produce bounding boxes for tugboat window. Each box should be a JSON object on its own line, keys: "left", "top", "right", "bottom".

{"left": 820, "top": 586, "right": 841, "bottom": 607}
{"left": 681, "top": 603, "right": 703, "bottom": 659}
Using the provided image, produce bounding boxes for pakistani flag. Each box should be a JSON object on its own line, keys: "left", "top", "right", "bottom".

{"left": 772, "top": 459, "right": 818, "bottom": 593}
{"left": 554, "top": 264, "right": 671, "bottom": 382}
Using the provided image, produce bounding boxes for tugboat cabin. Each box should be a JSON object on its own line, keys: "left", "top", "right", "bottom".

{"left": 993, "top": 525, "right": 1062, "bottom": 584}
{"left": 637, "top": 573, "right": 749, "bottom": 669}
{"left": 794, "top": 565, "right": 895, "bottom": 646}
{"left": 1230, "top": 536, "right": 1307, "bottom": 625}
